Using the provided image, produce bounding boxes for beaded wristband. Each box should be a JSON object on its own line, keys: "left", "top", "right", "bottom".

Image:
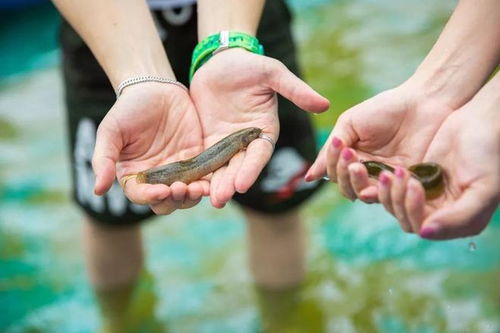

{"left": 116, "top": 76, "right": 187, "bottom": 98}
{"left": 189, "top": 31, "right": 264, "bottom": 82}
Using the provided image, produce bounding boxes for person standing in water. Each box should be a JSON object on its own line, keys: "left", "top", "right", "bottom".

{"left": 52, "top": 0, "right": 329, "bottom": 329}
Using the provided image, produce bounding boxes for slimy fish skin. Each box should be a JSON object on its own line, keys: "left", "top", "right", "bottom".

{"left": 136, "top": 127, "right": 262, "bottom": 185}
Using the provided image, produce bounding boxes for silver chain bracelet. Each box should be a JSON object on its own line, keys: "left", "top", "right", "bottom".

{"left": 116, "top": 76, "right": 187, "bottom": 98}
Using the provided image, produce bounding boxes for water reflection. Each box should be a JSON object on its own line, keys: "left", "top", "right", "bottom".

{"left": 255, "top": 284, "right": 325, "bottom": 332}
{"left": 95, "top": 271, "right": 166, "bottom": 333}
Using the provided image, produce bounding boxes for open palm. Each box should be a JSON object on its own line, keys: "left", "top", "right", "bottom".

{"left": 307, "top": 81, "right": 455, "bottom": 201}
{"left": 93, "top": 83, "right": 208, "bottom": 214}
{"left": 381, "top": 105, "right": 500, "bottom": 239}
{"left": 190, "top": 48, "right": 329, "bottom": 208}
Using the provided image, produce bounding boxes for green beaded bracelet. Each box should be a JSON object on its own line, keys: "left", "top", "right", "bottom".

{"left": 189, "top": 31, "right": 264, "bottom": 82}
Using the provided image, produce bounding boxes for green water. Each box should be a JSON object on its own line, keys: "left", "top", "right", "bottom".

{"left": 1, "top": 1, "right": 499, "bottom": 332}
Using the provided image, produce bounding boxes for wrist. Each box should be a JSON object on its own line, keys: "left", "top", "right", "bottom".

{"left": 110, "top": 65, "right": 176, "bottom": 92}
{"left": 189, "top": 31, "right": 264, "bottom": 82}
{"left": 117, "top": 79, "right": 187, "bottom": 100}
{"left": 466, "top": 72, "right": 500, "bottom": 116}
{"left": 404, "top": 63, "right": 473, "bottom": 109}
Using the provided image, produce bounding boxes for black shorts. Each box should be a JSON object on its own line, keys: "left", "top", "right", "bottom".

{"left": 60, "top": 0, "right": 324, "bottom": 226}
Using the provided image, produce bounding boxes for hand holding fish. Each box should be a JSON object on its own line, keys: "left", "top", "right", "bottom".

{"left": 190, "top": 48, "right": 330, "bottom": 208}
{"left": 387, "top": 77, "right": 499, "bottom": 240}
{"left": 92, "top": 82, "right": 209, "bottom": 215}
{"left": 306, "top": 78, "right": 455, "bottom": 203}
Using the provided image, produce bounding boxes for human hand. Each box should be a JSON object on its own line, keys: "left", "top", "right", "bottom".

{"left": 190, "top": 48, "right": 330, "bottom": 208}
{"left": 92, "top": 83, "right": 209, "bottom": 215}
{"left": 305, "top": 78, "right": 456, "bottom": 205}
{"left": 375, "top": 87, "right": 500, "bottom": 239}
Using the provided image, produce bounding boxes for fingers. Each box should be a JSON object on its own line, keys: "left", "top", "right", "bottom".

{"left": 305, "top": 147, "right": 328, "bottom": 182}
{"left": 92, "top": 121, "right": 123, "bottom": 196}
{"left": 376, "top": 167, "right": 495, "bottom": 239}
{"left": 391, "top": 167, "right": 412, "bottom": 233}
{"left": 267, "top": 59, "right": 330, "bottom": 113}
{"left": 234, "top": 134, "right": 275, "bottom": 194}
{"left": 212, "top": 151, "right": 246, "bottom": 207}
{"left": 307, "top": 135, "right": 353, "bottom": 182}
{"left": 324, "top": 136, "right": 344, "bottom": 183}
{"left": 150, "top": 196, "right": 202, "bottom": 215}
{"left": 359, "top": 186, "right": 379, "bottom": 202}
{"left": 378, "top": 171, "right": 395, "bottom": 216}
{"left": 307, "top": 134, "right": 375, "bottom": 202}
{"left": 209, "top": 167, "right": 229, "bottom": 209}
{"left": 405, "top": 178, "right": 426, "bottom": 233}
{"left": 121, "top": 177, "right": 171, "bottom": 205}
{"left": 306, "top": 114, "right": 359, "bottom": 182}
{"left": 348, "top": 163, "right": 377, "bottom": 203}
{"left": 336, "top": 148, "right": 358, "bottom": 200}
{"left": 122, "top": 178, "right": 208, "bottom": 215}
{"left": 419, "top": 185, "right": 497, "bottom": 240}
{"left": 378, "top": 169, "right": 418, "bottom": 234}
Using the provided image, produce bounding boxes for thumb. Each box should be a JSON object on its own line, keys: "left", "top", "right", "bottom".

{"left": 266, "top": 59, "right": 330, "bottom": 113}
{"left": 419, "top": 184, "right": 498, "bottom": 240}
{"left": 92, "top": 122, "right": 123, "bottom": 196}
{"left": 306, "top": 113, "right": 359, "bottom": 181}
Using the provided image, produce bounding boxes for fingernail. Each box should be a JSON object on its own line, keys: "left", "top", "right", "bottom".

{"left": 395, "top": 167, "right": 405, "bottom": 179}
{"left": 420, "top": 223, "right": 439, "bottom": 239}
{"left": 379, "top": 172, "right": 390, "bottom": 186}
{"left": 304, "top": 173, "right": 312, "bottom": 182}
{"left": 342, "top": 148, "right": 353, "bottom": 161}
{"left": 332, "top": 136, "right": 342, "bottom": 148}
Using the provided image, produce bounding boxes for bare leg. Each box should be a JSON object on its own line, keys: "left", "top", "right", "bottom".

{"left": 82, "top": 215, "right": 144, "bottom": 290}
{"left": 82, "top": 216, "right": 167, "bottom": 332}
{"left": 242, "top": 208, "right": 305, "bottom": 290}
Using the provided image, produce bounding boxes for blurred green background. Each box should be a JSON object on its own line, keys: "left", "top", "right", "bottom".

{"left": 0, "top": 0, "right": 499, "bottom": 332}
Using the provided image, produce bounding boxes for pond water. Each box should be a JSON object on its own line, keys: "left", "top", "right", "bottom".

{"left": 1, "top": 1, "right": 499, "bottom": 332}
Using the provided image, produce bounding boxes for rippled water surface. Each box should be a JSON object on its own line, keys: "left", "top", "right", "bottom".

{"left": 1, "top": 1, "right": 499, "bottom": 332}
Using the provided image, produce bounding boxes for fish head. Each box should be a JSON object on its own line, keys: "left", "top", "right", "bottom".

{"left": 241, "top": 127, "right": 262, "bottom": 147}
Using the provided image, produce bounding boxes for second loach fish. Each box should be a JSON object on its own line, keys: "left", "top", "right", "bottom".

{"left": 362, "top": 160, "right": 445, "bottom": 200}
{"left": 135, "top": 127, "right": 262, "bottom": 185}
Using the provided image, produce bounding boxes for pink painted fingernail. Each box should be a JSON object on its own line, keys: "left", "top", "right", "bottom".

{"left": 379, "top": 172, "right": 390, "bottom": 186}
{"left": 420, "top": 223, "right": 439, "bottom": 239}
{"left": 332, "top": 136, "right": 342, "bottom": 148}
{"left": 395, "top": 167, "right": 405, "bottom": 179}
{"left": 342, "top": 148, "right": 353, "bottom": 161}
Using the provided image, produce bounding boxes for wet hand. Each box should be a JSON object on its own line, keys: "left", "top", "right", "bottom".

{"left": 92, "top": 83, "right": 209, "bottom": 215}
{"left": 306, "top": 79, "right": 456, "bottom": 203}
{"left": 190, "top": 48, "right": 329, "bottom": 208}
{"left": 377, "top": 95, "right": 500, "bottom": 239}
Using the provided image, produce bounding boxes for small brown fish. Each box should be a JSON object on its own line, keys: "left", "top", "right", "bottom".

{"left": 362, "top": 160, "right": 444, "bottom": 200}
{"left": 135, "top": 127, "right": 262, "bottom": 185}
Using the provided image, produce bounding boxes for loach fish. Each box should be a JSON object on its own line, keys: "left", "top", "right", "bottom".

{"left": 362, "top": 160, "right": 444, "bottom": 200}
{"left": 135, "top": 127, "right": 262, "bottom": 185}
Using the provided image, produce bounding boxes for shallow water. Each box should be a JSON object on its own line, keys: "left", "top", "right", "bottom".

{"left": 1, "top": 1, "right": 499, "bottom": 332}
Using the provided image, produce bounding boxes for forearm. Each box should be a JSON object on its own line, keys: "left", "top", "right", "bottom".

{"left": 52, "top": 0, "right": 174, "bottom": 88}
{"left": 197, "top": 0, "right": 265, "bottom": 40}
{"left": 411, "top": 0, "right": 500, "bottom": 108}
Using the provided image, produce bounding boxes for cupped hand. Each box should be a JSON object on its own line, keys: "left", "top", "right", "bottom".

{"left": 190, "top": 48, "right": 330, "bottom": 208}
{"left": 376, "top": 94, "right": 499, "bottom": 239}
{"left": 92, "top": 82, "right": 209, "bottom": 215}
{"left": 306, "top": 79, "right": 456, "bottom": 205}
